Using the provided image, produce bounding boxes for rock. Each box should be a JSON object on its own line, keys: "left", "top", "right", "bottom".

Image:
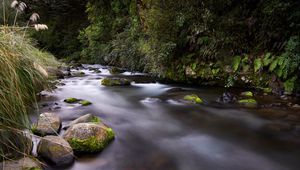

{"left": 262, "top": 88, "right": 272, "bottom": 93}
{"left": 240, "top": 91, "right": 253, "bottom": 97}
{"left": 101, "top": 78, "right": 131, "bottom": 86}
{"left": 238, "top": 99, "right": 257, "bottom": 108}
{"left": 37, "top": 136, "right": 74, "bottom": 166}
{"left": 217, "top": 92, "right": 237, "bottom": 104}
{"left": 71, "top": 71, "right": 85, "bottom": 77}
{"left": 46, "top": 67, "right": 65, "bottom": 79}
{"left": 32, "top": 112, "right": 61, "bottom": 136}
{"left": 94, "top": 69, "right": 102, "bottom": 73}
{"left": 0, "top": 157, "right": 41, "bottom": 170}
{"left": 183, "top": 94, "right": 203, "bottom": 104}
{"left": 64, "top": 98, "right": 79, "bottom": 104}
{"left": 292, "top": 104, "right": 300, "bottom": 109}
{"left": 109, "top": 67, "right": 125, "bottom": 74}
{"left": 63, "top": 114, "right": 101, "bottom": 130}
{"left": 63, "top": 123, "right": 115, "bottom": 153}
{"left": 79, "top": 100, "right": 92, "bottom": 106}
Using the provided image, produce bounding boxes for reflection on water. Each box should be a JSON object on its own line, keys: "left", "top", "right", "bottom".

{"left": 35, "top": 65, "right": 300, "bottom": 170}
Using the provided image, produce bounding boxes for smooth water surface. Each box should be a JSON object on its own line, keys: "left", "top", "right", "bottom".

{"left": 35, "top": 65, "right": 300, "bottom": 170}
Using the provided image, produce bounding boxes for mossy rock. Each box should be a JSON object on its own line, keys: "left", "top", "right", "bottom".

{"left": 79, "top": 100, "right": 92, "bottom": 106}
{"left": 108, "top": 67, "right": 125, "bottom": 74}
{"left": 64, "top": 114, "right": 101, "bottom": 130}
{"left": 238, "top": 99, "right": 258, "bottom": 108}
{"left": 262, "top": 88, "right": 272, "bottom": 93}
{"left": 183, "top": 94, "right": 203, "bottom": 104}
{"left": 240, "top": 91, "right": 253, "bottom": 97}
{"left": 64, "top": 98, "right": 79, "bottom": 103}
{"left": 101, "top": 78, "right": 131, "bottom": 86}
{"left": 63, "top": 123, "right": 115, "bottom": 153}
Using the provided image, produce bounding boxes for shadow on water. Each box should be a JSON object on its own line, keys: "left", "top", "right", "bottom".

{"left": 33, "top": 65, "right": 300, "bottom": 170}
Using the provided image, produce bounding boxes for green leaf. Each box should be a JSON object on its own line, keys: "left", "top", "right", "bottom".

{"left": 263, "top": 53, "right": 272, "bottom": 66}
{"left": 254, "top": 58, "right": 262, "bottom": 72}
{"left": 269, "top": 58, "right": 278, "bottom": 72}
{"left": 232, "top": 56, "right": 241, "bottom": 72}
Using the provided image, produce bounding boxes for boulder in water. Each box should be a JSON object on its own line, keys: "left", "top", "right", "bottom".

{"left": 32, "top": 112, "right": 61, "bottom": 136}
{"left": 101, "top": 78, "right": 131, "bottom": 86}
{"left": 37, "top": 136, "right": 74, "bottom": 166}
{"left": 64, "top": 98, "right": 79, "bottom": 103}
{"left": 63, "top": 122, "right": 115, "bottom": 153}
{"left": 217, "top": 92, "right": 237, "bottom": 104}
{"left": 79, "top": 100, "right": 92, "bottom": 106}
{"left": 63, "top": 114, "right": 101, "bottom": 129}
{"left": 109, "top": 67, "right": 125, "bottom": 74}
{"left": 183, "top": 94, "right": 203, "bottom": 104}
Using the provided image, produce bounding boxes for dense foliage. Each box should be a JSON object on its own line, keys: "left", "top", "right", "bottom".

{"left": 28, "top": 0, "right": 300, "bottom": 93}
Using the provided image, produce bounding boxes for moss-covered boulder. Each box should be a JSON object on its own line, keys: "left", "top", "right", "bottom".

{"left": 64, "top": 98, "right": 79, "bottom": 103}
{"left": 63, "top": 123, "right": 115, "bottom": 153}
{"left": 108, "top": 67, "right": 125, "bottom": 74}
{"left": 37, "top": 136, "right": 74, "bottom": 166}
{"left": 63, "top": 114, "right": 101, "bottom": 130}
{"left": 240, "top": 91, "right": 253, "bottom": 97}
{"left": 101, "top": 78, "right": 131, "bottom": 86}
{"left": 79, "top": 100, "right": 92, "bottom": 106}
{"left": 183, "top": 94, "right": 203, "bottom": 104}
{"left": 238, "top": 99, "right": 258, "bottom": 108}
{"left": 32, "top": 112, "right": 61, "bottom": 136}
{"left": 0, "top": 157, "right": 41, "bottom": 170}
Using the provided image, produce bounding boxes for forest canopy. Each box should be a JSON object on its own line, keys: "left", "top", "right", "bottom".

{"left": 25, "top": 0, "right": 300, "bottom": 94}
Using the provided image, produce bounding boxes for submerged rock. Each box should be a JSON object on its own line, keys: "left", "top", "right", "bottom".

{"left": 38, "top": 136, "right": 74, "bottom": 166}
{"left": 238, "top": 99, "right": 258, "bottom": 108}
{"left": 217, "top": 92, "right": 237, "bottom": 104}
{"left": 79, "top": 100, "right": 92, "bottom": 106}
{"left": 101, "top": 78, "right": 131, "bottom": 86}
{"left": 183, "top": 94, "right": 203, "bottom": 104}
{"left": 0, "top": 157, "right": 41, "bottom": 170}
{"left": 63, "top": 114, "right": 101, "bottom": 130}
{"left": 63, "top": 123, "right": 115, "bottom": 153}
{"left": 32, "top": 112, "right": 61, "bottom": 136}
{"left": 64, "top": 98, "right": 79, "bottom": 104}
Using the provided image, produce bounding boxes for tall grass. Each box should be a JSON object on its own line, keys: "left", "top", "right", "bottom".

{"left": 0, "top": 27, "right": 59, "bottom": 160}
{"left": 0, "top": 0, "right": 58, "bottom": 160}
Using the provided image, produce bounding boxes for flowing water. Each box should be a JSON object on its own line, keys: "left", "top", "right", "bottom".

{"left": 34, "top": 65, "right": 300, "bottom": 170}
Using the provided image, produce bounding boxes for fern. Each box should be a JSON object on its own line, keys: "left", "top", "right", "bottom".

{"left": 254, "top": 58, "right": 262, "bottom": 72}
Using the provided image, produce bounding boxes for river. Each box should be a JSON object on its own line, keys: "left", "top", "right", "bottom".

{"left": 33, "top": 64, "right": 300, "bottom": 170}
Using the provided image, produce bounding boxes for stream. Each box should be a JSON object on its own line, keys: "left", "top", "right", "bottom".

{"left": 33, "top": 64, "right": 300, "bottom": 170}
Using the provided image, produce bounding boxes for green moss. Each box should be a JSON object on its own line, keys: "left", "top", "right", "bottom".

{"left": 109, "top": 67, "right": 124, "bottom": 74}
{"left": 91, "top": 116, "right": 101, "bottom": 123}
{"left": 79, "top": 100, "right": 92, "bottom": 106}
{"left": 64, "top": 98, "right": 79, "bottom": 103}
{"left": 240, "top": 91, "right": 253, "bottom": 97}
{"left": 238, "top": 99, "right": 257, "bottom": 108}
{"left": 31, "top": 124, "right": 38, "bottom": 134}
{"left": 69, "top": 128, "right": 115, "bottom": 153}
{"left": 183, "top": 94, "right": 203, "bottom": 104}
{"left": 101, "top": 78, "right": 130, "bottom": 86}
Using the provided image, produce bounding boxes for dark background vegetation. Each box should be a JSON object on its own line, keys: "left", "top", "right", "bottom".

{"left": 26, "top": 0, "right": 300, "bottom": 93}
